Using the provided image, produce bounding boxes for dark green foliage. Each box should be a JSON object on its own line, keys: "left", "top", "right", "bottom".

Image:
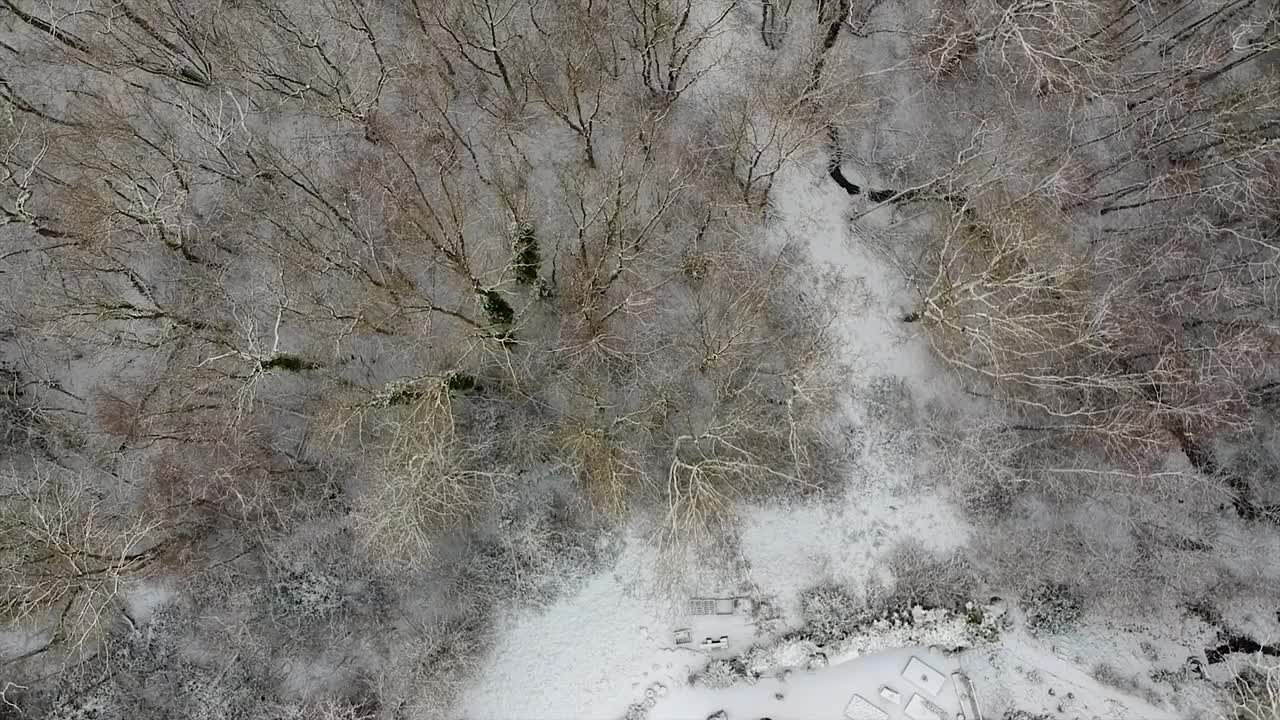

{"left": 379, "top": 385, "right": 422, "bottom": 407}
{"left": 261, "top": 354, "right": 318, "bottom": 372}
{"left": 446, "top": 373, "right": 480, "bottom": 394}
{"left": 479, "top": 289, "right": 515, "bottom": 326}
{"left": 511, "top": 223, "right": 543, "bottom": 287}
{"left": 178, "top": 66, "right": 211, "bottom": 87}
{"left": 681, "top": 250, "right": 710, "bottom": 281}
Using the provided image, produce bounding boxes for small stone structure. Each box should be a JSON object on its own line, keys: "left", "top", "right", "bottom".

{"left": 700, "top": 635, "right": 729, "bottom": 650}
{"left": 690, "top": 597, "right": 740, "bottom": 615}
{"left": 903, "top": 656, "right": 947, "bottom": 696}
{"left": 879, "top": 686, "right": 902, "bottom": 704}
{"left": 844, "top": 694, "right": 890, "bottom": 720}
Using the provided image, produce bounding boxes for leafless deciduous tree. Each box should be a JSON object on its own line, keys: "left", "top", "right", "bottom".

{"left": 622, "top": 0, "right": 735, "bottom": 102}
{"left": 0, "top": 464, "right": 178, "bottom": 661}
{"left": 345, "top": 377, "right": 513, "bottom": 571}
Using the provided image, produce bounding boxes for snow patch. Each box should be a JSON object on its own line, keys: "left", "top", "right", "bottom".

{"left": 125, "top": 581, "right": 176, "bottom": 625}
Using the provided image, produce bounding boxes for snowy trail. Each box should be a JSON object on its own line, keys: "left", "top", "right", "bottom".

{"left": 768, "top": 153, "right": 941, "bottom": 386}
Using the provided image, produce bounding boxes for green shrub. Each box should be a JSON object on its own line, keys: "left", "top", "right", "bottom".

{"left": 479, "top": 289, "right": 515, "bottom": 326}
{"left": 510, "top": 222, "right": 542, "bottom": 287}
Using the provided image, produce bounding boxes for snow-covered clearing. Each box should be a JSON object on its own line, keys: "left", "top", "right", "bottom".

{"left": 5, "top": 0, "right": 1280, "bottom": 716}
{"left": 460, "top": 157, "right": 962, "bottom": 718}
{"left": 456, "top": 151, "right": 1256, "bottom": 719}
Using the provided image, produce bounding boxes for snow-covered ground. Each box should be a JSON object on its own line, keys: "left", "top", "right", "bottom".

{"left": 459, "top": 158, "right": 967, "bottom": 719}
{"left": 459, "top": 536, "right": 706, "bottom": 720}
{"left": 458, "top": 158, "right": 1234, "bottom": 720}
{"left": 653, "top": 647, "right": 970, "bottom": 720}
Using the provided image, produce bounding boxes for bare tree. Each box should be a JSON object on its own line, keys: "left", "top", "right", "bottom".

{"left": 526, "top": 0, "right": 623, "bottom": 168}
{"left": 916, "top": 0, "right": 1111, "bottom": 93}
{"left": 0, "top": 464, "right": 178, "bottom": 661}
{"left": 227, "top": 0, "right": 396, "bottom": 136}
{"left": 1220, "top": 655, "right": 1280, "bottom": 720}
{"left": 654, "top": 232, "right": 843, "bottom": 546}
{"left": 340, "top": 375, "right": 512, "bottom": 571}
{"left": 622, "top": 0, "right": 735, "bottom": 102}
{"left": 424, "top": 0, "right": 528, "bottom": 109}
{"left": 716, "top": 75, "right": 829, "bottom": 209}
